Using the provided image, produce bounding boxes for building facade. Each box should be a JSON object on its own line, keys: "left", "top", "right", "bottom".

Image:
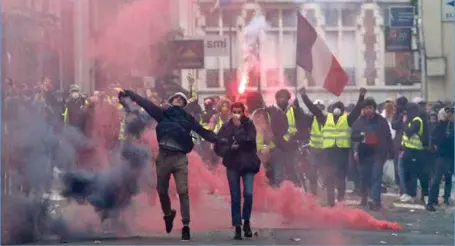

{"left": 421, "top": 0, "right": 454, "bottom": 102}
{"left": 2, "top": 0, "right": 62, "bottom": 87}
{"left": 175, "top": 0, "right": 428, "bottom": 103}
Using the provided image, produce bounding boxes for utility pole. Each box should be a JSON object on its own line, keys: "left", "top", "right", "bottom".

{"left": 417, "top": 0, "right": 427, "bottom": 100}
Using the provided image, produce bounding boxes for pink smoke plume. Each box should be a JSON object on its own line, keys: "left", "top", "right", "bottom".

{"left": 132, "top": 130, "right": 402, "bottom": 232}
{"left": 88, "top": 0, "right": 173, "bottom": 83}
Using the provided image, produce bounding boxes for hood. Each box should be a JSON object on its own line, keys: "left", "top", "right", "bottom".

{"left": 332, "top": 101, "right": 345, "bottom": 112}
{"left": 167, "top": 92, "right": 188, "bottom": 107}
{"left": 216, "top": 98, "right": 232, "bottom": 112}
{"left": 406, "top": 103, "right": 420, "bottom": 119}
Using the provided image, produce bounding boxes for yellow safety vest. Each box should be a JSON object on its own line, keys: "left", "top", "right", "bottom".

{"left": 283, "top": 107, "right": 298, "bottom": 141}
{"left": 213, "top": 115, "right": 225, "bottom": 134}
{"left": 119, "top": 119, "right": 126, "bottom": 140}
{"left": 322, "top": 113, "right": 351, "bottom": 149}
{"left": 401, "top": 117, "right": 424, "bottom": 150}
{"left": 309, "top": 116, "right": 323, "bottom": 149}
{"left": 62, "top": 99, "right": 89, "bottom": 125}
{"left": 256, "top": 111, "right": 276, "bottom": 150}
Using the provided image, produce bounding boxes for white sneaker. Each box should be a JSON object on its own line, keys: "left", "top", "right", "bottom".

{"left": 399, "top": 194, "right": 407, "bottom": 200}
{"left": 400, "top": 194, "right": 414, "bottom": 203}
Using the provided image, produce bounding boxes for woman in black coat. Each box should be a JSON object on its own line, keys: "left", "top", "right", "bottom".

{"left": 214, "top": 102, "right": 260, "bottom": 240}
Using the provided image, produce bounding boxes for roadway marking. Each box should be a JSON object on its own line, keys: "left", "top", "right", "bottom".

{"left": 392, "top": 202, "right": 426, "bottom": 210}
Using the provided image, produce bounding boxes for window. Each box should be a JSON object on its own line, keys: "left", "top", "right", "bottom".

{"left": 284, "top": 68, "right": 296, "bottom": 87}
{"left": 282, "top": 9, "right": 297, "bottom": 27}
{"left": 385, "top": 52, "right": 420, "bottom": 85}
{"left": 222, "top": 9, "right": 239, "bottom": 27}
{"left": 339, "top": 31, "right": 356, "bottom": 68}
{"left": 265, "top": 9, "right": 279, "bottom": 28}
{"left": 224, "top": 69, "right": 237, "bottom": 85}
{"left": 305, "top": 9, "right": 317, "bottom": 26}
{"left": 266, "top": 68, "right": 279, "bottom": 87}
{"left": 341, "top": 8, "right": 357, "bottom": 26}
{"left": 385, "top": 52, "right": 396, "bottom": 67}
{"left": 206, "top": 69, "right": 220, "bottom": 88}
{"left": 325, "top": 31, "right": 339, "bottom": 56}
{"left": 263, "top": 32, "right": 279, "bottom": 69}
{"left": 283, "top": 32, "right": 296, "bottom": 67}
{"left": 324, "top": 8, "right": 339, "bottom": 27}
{"left": 205, "top": 11, "right": 220, "bottom": 28}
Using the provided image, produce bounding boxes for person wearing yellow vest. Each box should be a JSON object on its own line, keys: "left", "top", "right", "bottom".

{"left": 351, "top": 97, "right": 394, "bottom": 211}
{"left": 195, "top": 97, "right": 218, "bottom": 167}
{"left": 263, "top": 89, "right": 305, "bottom": 188}
{"left": 210, "top": 98, "right": 232, "bottom": 134}
{"left": 62, "top": 84, "right": 89, "bottom": 132}
{"left": 300, "top": 97, "right": 327, "bottom": 196}
{"left": 399, "top": 102, "right": 429, "bottom": 203}
{"left": 299, "top": 86, "right": 366, "bottom": 207}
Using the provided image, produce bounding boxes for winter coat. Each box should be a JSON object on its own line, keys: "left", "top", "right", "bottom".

{"left": 351, "top": 113, "right": 394, "bottom": 160}
{"left": 214, "top": 117, "right": 261, "bottom": 175}
{"left": 124, "top": 90, "right": 217, "bottom": 154}
{"left": 432, "top": 120, "right": 454, "bottom": 159}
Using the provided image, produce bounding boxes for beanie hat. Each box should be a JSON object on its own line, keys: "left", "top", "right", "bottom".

{"left": 362, "top": 97, "right": 377, "bottom": 109}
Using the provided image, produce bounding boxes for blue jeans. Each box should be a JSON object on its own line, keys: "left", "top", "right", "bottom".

{"left": 227, "top": 169, "right": 254, "bottom": 226}
{"left": 358, "top": 155, "right": 384, "bottom": 204}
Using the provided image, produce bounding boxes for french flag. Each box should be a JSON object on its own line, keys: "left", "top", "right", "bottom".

{"left": 296, "top": 13, "right": 348, "bottom": 96}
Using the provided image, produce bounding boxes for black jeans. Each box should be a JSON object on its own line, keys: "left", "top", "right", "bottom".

{"left": 308, "top": 148, "right": 325, "bottom": 196}
{"left": 402, "top": 148, "right": 429, "bottom": 198}
{"left": 325, "top": 148, "right": 349, "bottom": 206}
{"left": 428, "top": 156, "right": 454, "bottom": 205}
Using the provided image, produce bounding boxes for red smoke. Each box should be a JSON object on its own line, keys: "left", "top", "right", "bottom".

{"left": 88, "top": 0, "right": 172, "bottom": 85}
{"left": 136, "top": 131, "right": 401, "bottom": 232}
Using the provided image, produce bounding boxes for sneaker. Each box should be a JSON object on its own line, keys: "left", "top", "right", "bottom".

{"left": 234, "top": 226, "right": 242, "bottom": 240}
{"left": 243, "top": 220, "right": 253, "bottom": 238}
{"left": 181, "top": 226, "right": 191, "bottom": 241}
{"left": 163, "top": 210, "right": 176, "bottom": 233}
{"left": 443, "top": 200, "right": 451, "bottom": 206}
{"left": 400, "top": 194, "right": 414, "bottom": 203}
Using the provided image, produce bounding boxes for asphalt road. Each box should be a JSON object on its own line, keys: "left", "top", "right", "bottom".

{"left": 39, "top": 192, "right": 454, "bottom": 245}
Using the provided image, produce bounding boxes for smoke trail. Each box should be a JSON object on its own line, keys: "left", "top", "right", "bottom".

{"left": 239, "top": 14, "right": 268, "bottom": 94}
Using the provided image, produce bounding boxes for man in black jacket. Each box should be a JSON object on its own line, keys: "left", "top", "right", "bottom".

{"left": 426, "top": 106, "right": 454, "bottom": 211}
{"left": 119, "top": 89, "right": 220, "bottom": 241}
{"left": 351, "top": 98, "right": 394, "bottom": 210}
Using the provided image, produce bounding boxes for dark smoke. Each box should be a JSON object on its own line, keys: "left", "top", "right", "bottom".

{"left": 61, "top": 141, "right": 150, "bottom": 222}
{"left": 2, "top": 99, "right": 152, "bottom": 244}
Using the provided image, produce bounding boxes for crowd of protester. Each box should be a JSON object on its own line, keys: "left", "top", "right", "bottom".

{"left": 2, "top": 74, "right": 454, "bottom": 241}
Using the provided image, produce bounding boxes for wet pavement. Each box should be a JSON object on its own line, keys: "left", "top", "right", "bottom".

{"left": 40, "top": 191, "right": 454, "bottom": 245}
